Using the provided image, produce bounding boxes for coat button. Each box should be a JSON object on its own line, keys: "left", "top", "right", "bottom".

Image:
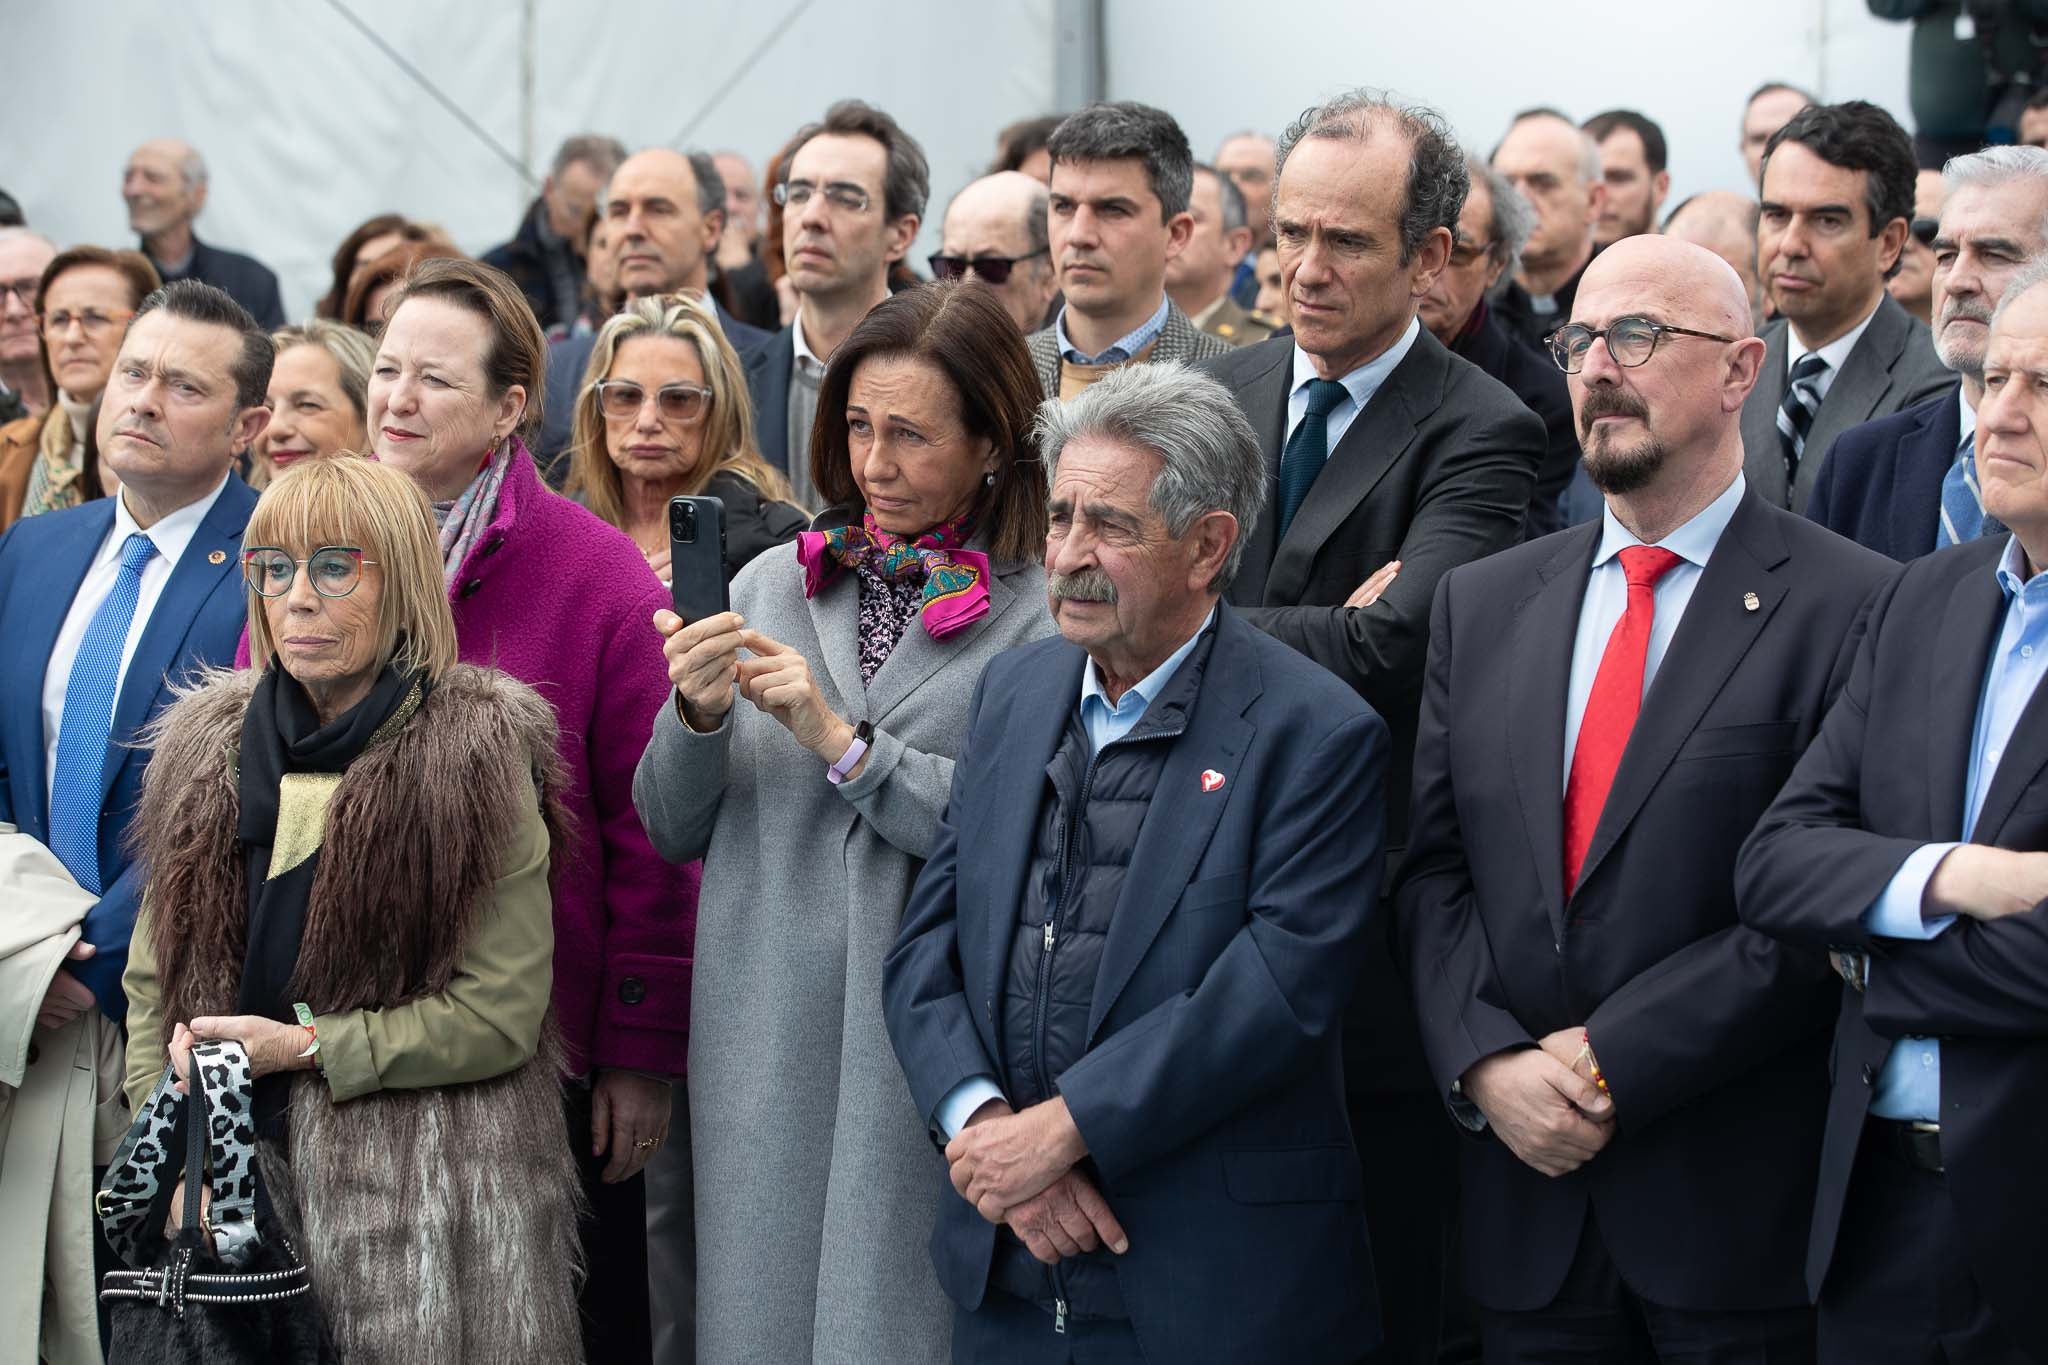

{"left": 1861, "top": 1063, "right": 1876, "bottom": 1085}
{"left": 481, "top": 538, "right": 504, "bottom": 557}
{"left": 618, "top": 977, "right": 646, "bottom": 1005}
{"left": 458, "top": 580, "right": 482, "bottom": 599}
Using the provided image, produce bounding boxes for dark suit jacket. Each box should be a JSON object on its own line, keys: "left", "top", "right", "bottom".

{"left": 716, "top": 257, "right": 779, "bottom": 332}
{"left": 1741, "top": 294, "right": 1952, "bottom": 513}
{"left": 0, "top": 478, "right": 257, "bottom": 1018}
{"left": 1451, "top": 308, "right": 1578, "bottom": 539}
{"left": 152, "top": 235, "right": 285, "bottom": 330}
{"left": 1397, "top": 488, "right": 1893, "bottom": 1312}
{"left": 884, "top": 604, "right": 1386, "bottom": 1362}
{"left": 1805, "top": 385, "right": 1962, "bottom": 562}
{"left": 1737, "top": 534, "right": 2048, "bottom": 1355}
{"left": 1024, "top": 298, "right": 1234, "bottom": 400}
{"left": 535, "top": 307, "right": 773, "bottom": 484}
{"left": 743, "top": 324, "right": 798, "bottom": 474}
{"left": 1200, "top": 327, "right": 1545, "bottom": 1091}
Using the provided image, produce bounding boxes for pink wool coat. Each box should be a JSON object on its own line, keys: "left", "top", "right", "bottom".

{"left": 241, "top": 445, "right": 697, "bottom": 1075}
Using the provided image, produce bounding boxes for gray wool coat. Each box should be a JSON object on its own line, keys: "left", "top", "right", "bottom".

{"left": 633, "top": 538, "right": 1054, "bottom": 1365}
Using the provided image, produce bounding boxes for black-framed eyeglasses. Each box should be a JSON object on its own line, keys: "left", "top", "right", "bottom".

{"left": 243, "top": 546, "right": 378, "bottom": 598}
{"left": 1447, "top": 237, "right": 1499, "bottom": 270}
{"left": 1545, "top": 316, "right": 1738, "bottom": 373}
{"left": 1910, "top": 216, "right": 1939, "bottom": 247}
{"left": 0, "top": 279, "right": 38, "bottom": 307}
{"left": 593, "top": 379, "right": 712, "bottom": 425}
{"left": 773, "top": 180, "right": 873, "bottom": 215}
{"left": 926, "top": 247, "right": 1049, "bottom": 285}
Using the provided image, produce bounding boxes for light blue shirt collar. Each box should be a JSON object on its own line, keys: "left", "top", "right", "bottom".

{"left": 1995, "top": 533, "right": 2045, "bottom": 600}
{"left": 1078, "top": 605, "right": 1215, "bottom": 752}
{"left": 1057, "top": 295, "right": 1171, "bottom": 366}
{"left": 1590, "top": 470, "right": 1746, "bottom": 571}
{"left": 1289, "top": 316, "right": 1421, "bottom": 413}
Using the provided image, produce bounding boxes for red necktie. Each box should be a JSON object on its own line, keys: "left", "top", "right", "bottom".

{"left": 1563, "top": 545, "right": 1684, "bottom": 893}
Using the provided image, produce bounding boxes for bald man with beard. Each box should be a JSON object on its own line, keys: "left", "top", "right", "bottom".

{"left": 1398, "top": 236, "right": 1892, "bottom": 1362}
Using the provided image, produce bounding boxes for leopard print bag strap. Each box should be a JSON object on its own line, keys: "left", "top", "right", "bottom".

{"left": 190, "top": 1039, "right": 262, "bottom": 1269}
{"left": 95, "top": 1065, "right": 185, "bottom": 1267}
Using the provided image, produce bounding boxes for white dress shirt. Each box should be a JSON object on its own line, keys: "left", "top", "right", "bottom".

{"left": 1786, "top": 299, "right": 1881, "bottom": 406}
{"left": 1287, "top": 317, "right": 1422, "bottom": 460}
{"left": 42, "top": 477, "right": 230, "bottom": 804}
{"left": 1561, "top": 472, "right": 1747, "bottom": 787}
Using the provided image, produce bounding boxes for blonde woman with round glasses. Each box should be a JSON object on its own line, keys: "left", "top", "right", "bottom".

{"left": 567, "top": 293, "right": 806, "bottom": 584}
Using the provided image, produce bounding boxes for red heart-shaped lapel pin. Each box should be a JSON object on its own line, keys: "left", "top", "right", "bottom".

{"left": 1200, "top": 769, "right": 1225, "bottom": 793}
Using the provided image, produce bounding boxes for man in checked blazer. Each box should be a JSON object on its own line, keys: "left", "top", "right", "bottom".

{"left": 1023, "top": 102, "right": 1231, "bottom": 402}
{"left": 1739, "top": 101, "right": 1950, "bottom": 513}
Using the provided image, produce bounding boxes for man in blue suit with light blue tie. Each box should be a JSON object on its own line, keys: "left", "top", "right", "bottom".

{"left": 884, "top": 364, "right": 1386, "bottom": 1363}
{"left": 0, "top": 279, "right": 268, "bottom": 1030}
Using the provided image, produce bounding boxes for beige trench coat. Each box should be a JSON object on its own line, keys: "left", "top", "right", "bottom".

{"left": 0, "top": 825, "right": 124, "bottom": 1365}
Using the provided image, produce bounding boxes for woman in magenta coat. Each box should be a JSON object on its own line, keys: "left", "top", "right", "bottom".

{"left": 356, "top": 257, "right": 689, "bottom": 1362}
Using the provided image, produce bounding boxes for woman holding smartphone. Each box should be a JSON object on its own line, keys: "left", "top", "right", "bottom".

{"left": 633, "top": 283, "right": 1055, "bottom": 1363}
{"left": 566, "top": 293, "right": 805, "bottom": 586}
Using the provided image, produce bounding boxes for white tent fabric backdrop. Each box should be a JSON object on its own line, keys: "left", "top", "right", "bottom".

{"left": 10, "top": 0, "right": 1910, "bottom": 321}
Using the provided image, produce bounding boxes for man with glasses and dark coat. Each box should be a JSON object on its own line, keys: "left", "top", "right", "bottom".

{"left": 744, "top": 100, "right": 927, "bottom": 501}
{"left": 1397, "top": 235, "right": 1891, "bottom": 1362}
{"left": 933, "top": 171, "right": 1060, "bottom": 335}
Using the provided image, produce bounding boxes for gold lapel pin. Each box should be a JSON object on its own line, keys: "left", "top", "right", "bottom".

{"left": 1742, "top": 591, "right": 1760, "bottom": 612}
{"left": 208, "top": 549, "right": 227, "bottom": 565}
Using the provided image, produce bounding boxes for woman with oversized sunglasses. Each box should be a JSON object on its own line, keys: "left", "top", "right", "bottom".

{"left": 566, "top": 293, "right": 806, "bottom": 584}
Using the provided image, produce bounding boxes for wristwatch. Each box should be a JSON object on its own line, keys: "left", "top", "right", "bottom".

{"left": 827, "top": 721, "right": 873, "bottom": 785}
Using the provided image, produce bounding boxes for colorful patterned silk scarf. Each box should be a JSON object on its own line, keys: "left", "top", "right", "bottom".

{"left": 796, "top": 509, "right": 989, "bottom": 640}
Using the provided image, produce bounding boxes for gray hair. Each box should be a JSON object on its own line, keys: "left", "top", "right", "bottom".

{"left": 1466, "top": 155, "right": 1534, "bottom": 298}
{"left": 551, "top": 134, "right": 628, "bottom": 183}
{"left": 179, "top": 145, "right": 208, "bottom": 192}
{"left": 1276, "top": 89, "right": 1468, "bottom": 264}
{"left": 1035, "top": 363, "right": 1267, "bottom": 592}
{"left": 1048, "top": 102, "right": 1195, "bottom": 218}
{"left": 1024, "top": 182, "right": 1050, "bottom": 255}
{"left": 1992, "top": 254, "right": 2048, "bottom": 327}
{"left": 1943, "top": 144, "right": 2048, "bottom": 244}
{"left": 685, "top": 150, "right": 728, "bottom": 219}
{"left": 1194, "top": 163, "right": 1249, "bottom": 235}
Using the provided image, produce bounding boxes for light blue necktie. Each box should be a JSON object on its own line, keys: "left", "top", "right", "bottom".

{"left": 1277, "top": 379, "right": 1349, "bottom": 543}
{"left": 1937, "top": 431, "right": 2001, "bottom": 549}
{"left": 48, "top": 532, "right": 158, "bottom": 893}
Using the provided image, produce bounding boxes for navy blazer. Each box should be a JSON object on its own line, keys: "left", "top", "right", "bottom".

{"left": 153, "top": 236, "right": 285, "bottom": 330}
{"left": 743, "top": 324, "right": 798, "bottom": 475}
{"left": 1739, "top": 534, "right": 2048, "bottom": 1355}
{"left": 1805, "top": 385, "right": 1962, "bottom": 562}
{"left": 1398, "top": 487, "right": 1895, "bottom": 1313}
{"left": 883, "top": 604, "right": 1388, "bottom": 1362}
{"left": 0, "top": 480, "right": 256, "bottom": 1016}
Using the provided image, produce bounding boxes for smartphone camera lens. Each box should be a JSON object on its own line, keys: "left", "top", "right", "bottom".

{"left": 669, "top": 499, "right": 696, "bottom": 544}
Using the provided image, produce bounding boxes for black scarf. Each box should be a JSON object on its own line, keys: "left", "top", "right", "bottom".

{"left": 235, "top": 660, "right": 423, "bottom": 1127}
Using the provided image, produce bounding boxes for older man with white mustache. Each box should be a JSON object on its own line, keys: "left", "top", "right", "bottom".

{"left": 1807, "top": 145, "right": 2048, "bottom": 561}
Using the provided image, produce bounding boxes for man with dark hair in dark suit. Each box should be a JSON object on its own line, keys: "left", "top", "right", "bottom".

{"left": 1201, "top": 87, "right": 1544, "bottom": 1363}
{"left": 1402, "top": 235, "right": 1892, "bottom": 1362}
{"left": 1808, "top": 145, "right": 2048, "bottom": 560}
{"left": 1742, "top": 101, "right": 1952, "bottom": 512}
{"left": 1739, "top": 261, "right": 2048, "bottom": 1365}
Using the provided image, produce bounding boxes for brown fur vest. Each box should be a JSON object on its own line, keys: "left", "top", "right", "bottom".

{"left": 134, "top": 664, "right": 585, "bottom": 1364}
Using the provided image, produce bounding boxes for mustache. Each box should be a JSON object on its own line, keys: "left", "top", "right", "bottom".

{"left": 1940, "top": 300, "right": 1992, "bottom": 327}
{"left": 1579, "top": 389, "right": 1650, "bottom": 436}
{"left": 1048, "top": 568, "right": 1118, "bottom": 604}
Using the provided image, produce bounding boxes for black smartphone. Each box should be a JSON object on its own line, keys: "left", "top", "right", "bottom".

{"left": 668, "top": 495, "right": 729, "bottom": 622}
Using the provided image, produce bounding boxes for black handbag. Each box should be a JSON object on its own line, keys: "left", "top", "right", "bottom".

{"left": 96, "top": 1039, "right": 337, "bottom": 1364}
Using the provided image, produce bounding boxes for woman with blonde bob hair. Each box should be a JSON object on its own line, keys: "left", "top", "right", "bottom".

{"left": 122, "top": 454, "right": 586, "bottom": 1361}
{"left": 568, "top": 292, "right": 806, "bottom": 583}
{"left": 249, "top": 319, "right": 376, "bottom": 490}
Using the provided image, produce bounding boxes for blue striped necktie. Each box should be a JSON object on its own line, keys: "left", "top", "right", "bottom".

{"left": 48, "top": 532, "right": 157, "bottom": 893}
{"left": 1277, "top": 379, "right": 1349, "bottom": 542}
{"left": 1936, "top": 431, "right": 2001, "bottom": 549}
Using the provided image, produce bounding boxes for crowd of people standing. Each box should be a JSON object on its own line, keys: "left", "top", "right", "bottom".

{"left": 4, "top": 59, "right": 2048, "bottom": 1365}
